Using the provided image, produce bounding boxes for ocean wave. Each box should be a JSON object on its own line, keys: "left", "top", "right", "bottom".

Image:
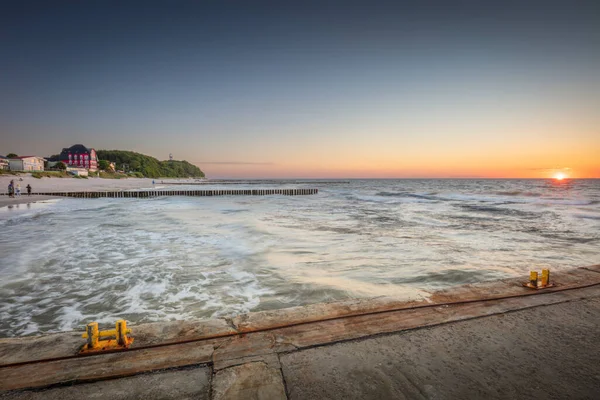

{"left": 2, "top": 179, "right": 599, "bottom": 337}
{"left": 427, "top": 192, "right": 596, "bottom": 206}
{"left": 537, "top": 199, "right": 595, "bottom": 206}
{"left": 539, "top": 233, "right": 598, "bottom": 244}
{"left": 390, "top": 268, "right": 507, "bottom": 287}
{"left": 353, "top": 190, "right": 595, "bottom": 207}
{"left": 354, "top": 193, "right": 438, "bottom": 204}
{"left": 494, "top": 190, "right": 542, "bottom": 197}
{"left": 458, "top": 204, "right": 540, "bottom": 219}
{"left": 572, "top": 213, "right": 600, "bottom": 220}
{"left": 376, "top": 191, "right": 440, "bottom": 201}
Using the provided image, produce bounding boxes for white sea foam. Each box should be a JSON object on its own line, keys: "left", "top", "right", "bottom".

{"left": 353, "top": 194, "right": 434, "bottom": 204}
{"left": 1, "top": 180, "right": 599, "bottom": 337}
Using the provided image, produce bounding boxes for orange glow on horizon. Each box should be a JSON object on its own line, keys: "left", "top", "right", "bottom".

{"left": 193, "top": 136, "right": 600, "bottom": 179}
{"left": 198, "top": 161, "right": 599, "bottom": 179}
{"left": 554, "top": 173, "right": 566, "bottom": 180}
{"left": 187, "top": 120, "right": 599, "bottom": 179}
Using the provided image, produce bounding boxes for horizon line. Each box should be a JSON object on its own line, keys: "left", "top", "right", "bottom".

{"left": 200, "top": 177, "right": 600, "bottom": 180}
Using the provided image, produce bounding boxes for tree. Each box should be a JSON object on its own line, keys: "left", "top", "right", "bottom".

{"left": 6, "top": 153, "right": 18, "bottom": 158}
{"left": 130, "top": 160, "right": 141, "bottom": 171}
{"left": 98, "top": 160, "right": 110, "bottom": 171}
{"left": 95, "top": 150, "right": 204, "bottom": 178}
{"left": 55, "top": 162, "right": 67, "bottom": 170}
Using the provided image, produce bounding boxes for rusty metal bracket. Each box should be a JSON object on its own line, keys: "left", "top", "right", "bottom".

{"left": 80, "top": 320, "right": 134, "bottom": 353}
{"left": 522, "top": 269, "right": 555, "bottom": 289}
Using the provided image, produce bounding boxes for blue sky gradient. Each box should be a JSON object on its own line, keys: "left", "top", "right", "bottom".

{"left": 2, "top": 1, "right": 599, "bottom": 177}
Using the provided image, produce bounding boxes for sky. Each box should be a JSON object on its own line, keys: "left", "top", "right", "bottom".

{"left": 1, "top": 0, "right": 599, "bottom": 178}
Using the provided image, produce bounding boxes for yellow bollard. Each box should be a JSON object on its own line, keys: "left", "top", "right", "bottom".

{"left": 541, "top": 269, "right": 550, "bottom": 287}
{"left": 116, "top": 319, "right": 132, "bottom": 346}
{"left": 81, "top": 320, "right": 133, "bottom": 353}
{"left": 523, "top": 269, "right": 555, "bottom": 289}
{"left": 529, "top": 271, "right": 538, "bottom": 288}
{"left": 86, "top": 322, "right": 99, "bottom": 349}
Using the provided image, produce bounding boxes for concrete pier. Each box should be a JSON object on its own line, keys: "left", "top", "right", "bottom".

{"left": 1, "top": 265, "right": 599, "bottom": 399}
{"left": 6, "top": 188, "right": 319, "bottom": 199}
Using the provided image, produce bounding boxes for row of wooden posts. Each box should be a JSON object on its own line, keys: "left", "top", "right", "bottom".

{"left": 160, "top": 181, "right": 349, "bottom": 185}
{"left": 23, "top": 188, "right": 318, "bottom": 198}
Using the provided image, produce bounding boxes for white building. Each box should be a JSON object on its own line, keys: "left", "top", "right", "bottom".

{"left": 8, "top": 156, "right": 45, "bottom": 171}
{"left": 66, "top": 167, "right": 88, "bottom": 177}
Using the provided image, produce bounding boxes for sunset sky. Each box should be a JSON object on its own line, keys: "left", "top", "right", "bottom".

{"left": 1, "top": 1, "right": 599, "bottom": 178}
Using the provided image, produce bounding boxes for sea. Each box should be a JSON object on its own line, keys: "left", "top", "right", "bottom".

{"left": 1, "top": 179, "right": 599, "bottom": 337}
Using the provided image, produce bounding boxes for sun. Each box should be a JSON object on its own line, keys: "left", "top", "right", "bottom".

{"left": 554, "top": 173, "right": 566, "bottom": 180}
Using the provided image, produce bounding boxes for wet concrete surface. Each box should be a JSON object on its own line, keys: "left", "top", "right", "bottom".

{"left": 280, "top": 297, "right": 600, "bottom": 400}
{"left": 3, "top": 296, "right": 599, "bottom": 399}
{"left": 212, "top": 360, "right": 287, "bottom": 400}
{"left": 2, "top": 267, "right": 599, "bottom": 399}
{"left": 0, "top": 366, "right": 211, "bottom": 400}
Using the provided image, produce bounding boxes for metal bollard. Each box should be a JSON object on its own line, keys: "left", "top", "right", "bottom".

{"left": 81, "top": 319, "right": 133, "bottom": 353}
{"left": 523, "top": 269, "right": 554, "bottom": 289}
{"left": 116, "top": 320, "right": 129, "bottom": 346}
{"left": 541, "top": 269, "right": 550, "bottom": 287}
{"left": 529, "top": 271, "right": 538, "bottom": 288}
{"left": 86, "top": 322, "right": 99, "bottom": 349}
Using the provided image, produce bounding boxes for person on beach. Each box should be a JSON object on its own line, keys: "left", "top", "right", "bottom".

{"left": 26, "top": 184, "right": 32, "bottom": 196}
{"left": 8, "top": 180, "right": 14, "bottom": 198}
{"left": 16, "top": 183, "right": 21, "bottom": 196}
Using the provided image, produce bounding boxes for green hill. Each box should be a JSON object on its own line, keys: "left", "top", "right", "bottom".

{"left": 96, "top": 150, "right": 205, "bottom": 178}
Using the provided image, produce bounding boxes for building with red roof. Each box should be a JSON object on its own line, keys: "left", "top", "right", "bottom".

{"left": 58, "top": 144, "right": 98, "bottom": 171}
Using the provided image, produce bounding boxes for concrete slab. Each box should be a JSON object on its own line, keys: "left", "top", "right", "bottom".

{"left": 212, "top": 331, "right": 296, "bottom": 364}
{"left": 1, "top": 342, "right": 215, "bottom": 391}
{"left": 0, "top": 318, "right": 236, "bottom": 366}
{"left": 584, "top": 264, "right": 600, "bottom": 273}
{"left": 131, "top": 319, "right": 237, "bottom": 347}
{"left": 2, "top": 366, "right": 211, "bottom": 400}
{"left": 3, "top": 284, "right": 599, "bottom": 391}
{"left": 214, "top": 353, "right": 281, "bottom": 372}
{"left": 230, "top": 296, "right": 426, "bottom": 333}
{"left": 269, "top": 285, "right": 600, "bottom": 349}
{"left": 212, "top": 361, "right": 287, "bottom": 400}
{"left": 280, "top": 297, "right": 600, "bottom": 400}
{"left": 0, "top": 331, "right": 82, "bottom": 365}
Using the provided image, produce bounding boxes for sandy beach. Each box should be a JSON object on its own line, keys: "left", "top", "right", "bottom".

{"left": 0, "top": 175, "right": 159, "bottom": 207}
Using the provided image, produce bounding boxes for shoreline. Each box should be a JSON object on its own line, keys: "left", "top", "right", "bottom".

{"left": 0, "top": 175, "right": 156, "bottom": 208}
{"left": 0, "top": 195, "right": 60, "bottom": 208}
